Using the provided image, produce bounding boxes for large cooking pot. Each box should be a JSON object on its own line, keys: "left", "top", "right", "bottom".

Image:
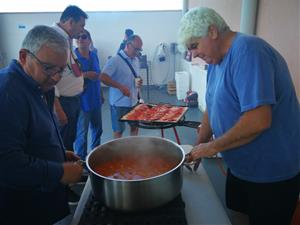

{"left": 86, "top": 136, "right": 185, "bottom": 211}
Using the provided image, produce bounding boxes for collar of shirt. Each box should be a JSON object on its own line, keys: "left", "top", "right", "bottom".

{"left": 52, "top": 23, "right": 72, "bottom": 45}
{"left": 9, "top": 59, "right": 48, "bottom": 96}
{"left": 119, "top": 49, "right": 137, "bottom": 63}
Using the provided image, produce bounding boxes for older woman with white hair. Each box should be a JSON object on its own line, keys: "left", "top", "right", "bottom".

{"left": 179, "top": 7, "right": 300, "bottom": 225}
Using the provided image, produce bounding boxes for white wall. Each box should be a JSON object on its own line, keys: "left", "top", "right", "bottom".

{"left": 189, "top": 0, "right": 241, "bottom": 31}
{"left": 0, "top": 10, "right": 183, "bottom": 84}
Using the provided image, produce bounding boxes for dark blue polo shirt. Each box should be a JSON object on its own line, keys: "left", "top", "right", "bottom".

{"left": 0, "top": 60, "right": 69, "bottom": 224}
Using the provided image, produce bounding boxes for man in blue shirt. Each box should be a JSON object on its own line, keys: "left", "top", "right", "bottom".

{"left": 0, "top": 26, "right": 83, "bottom": 225}
{"left": 178, "top": 7, "right": 300, "bottom": 225}
{"left": 100, "top": 35, "right": 143, "bottom": 139}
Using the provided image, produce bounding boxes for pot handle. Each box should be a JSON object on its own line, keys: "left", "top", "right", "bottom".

{"left": 177, "top": 120, "right": 201, "bottom": 129}
{"left": 181, "top": 145, "right": 201, "bottom": 172}
{"left": 183, "top": 157, "right": 202, "bottom": 173}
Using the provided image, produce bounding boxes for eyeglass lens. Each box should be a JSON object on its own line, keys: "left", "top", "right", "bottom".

{"left": 76, "top": 34, "right": 88, "bottom": 40}
{"left": 27, "top": 50, "right": 66, "bottom": 76}
{"left": 130, "top": 43, "right": 142, "bottom": 52}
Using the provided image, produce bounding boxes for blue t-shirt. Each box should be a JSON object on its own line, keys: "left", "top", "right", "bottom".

{"left": 102, "top": 50, "right": 139, "bottom": 107}
{"left": 75, "top": 49, "right": 102, "bottom": 112}
{"left": 206, "top": 33, "right": 300, "bottom": 182}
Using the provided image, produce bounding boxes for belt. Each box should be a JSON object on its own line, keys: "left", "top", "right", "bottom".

{"left": 60, "top": 94, "right": 81, "bottom": 99}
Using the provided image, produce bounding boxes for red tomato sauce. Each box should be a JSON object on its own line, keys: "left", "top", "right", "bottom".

{"left": 93, "top": 155, "right": 179, "bottom": 180}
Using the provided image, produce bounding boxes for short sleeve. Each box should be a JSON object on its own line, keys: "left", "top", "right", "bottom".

{"left": 232, "top": 46, "right": 276, "bottom": 112}
{"left": 102, "top": 57, "right": 118, "bottom": 77}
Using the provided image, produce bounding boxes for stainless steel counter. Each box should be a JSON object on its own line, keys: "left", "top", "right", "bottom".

{"left": 71, "top": 165, "right": 231, "bottom": 225}
{"left": 182, "top": 165, "right": 231, "bottom": 225}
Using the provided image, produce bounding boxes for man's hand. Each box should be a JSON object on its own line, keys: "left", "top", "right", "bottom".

{"left": 65, "top": 151, "right": 80, "bottom": 162}
{"left": 54, "top": 97, "right": 68, "bottom": 125}
{"left": 189, "top": 142, "right": 217, "bottom": 162}
{"left": 84, "top": 71, "right": 99, "bottom": 80}
{"left": 60, "top": 162, "right": 83, "bottom": 184}
{"left": 135, "top": 77, "right": 143, "bottom": 88}
{"left": 56, "top": 109, "right": 68, "bottom": 125}
{"left": 119, "top": 85, "right": 130, "bottom": 97}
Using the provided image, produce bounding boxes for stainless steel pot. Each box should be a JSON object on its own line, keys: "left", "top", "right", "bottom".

{"left": 86, "top": 136, "right": 185, "bottom": 211}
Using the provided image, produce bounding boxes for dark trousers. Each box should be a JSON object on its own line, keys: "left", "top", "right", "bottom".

{"left": 226, "top": 169, "right": 300, "bottom": 225}
{"left": 59, "top": 96, "right": 80, "bottom": 151}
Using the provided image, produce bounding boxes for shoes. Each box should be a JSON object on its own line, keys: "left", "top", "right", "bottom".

{"left": 67, "top": 187, "right": 80, "bottom": 205}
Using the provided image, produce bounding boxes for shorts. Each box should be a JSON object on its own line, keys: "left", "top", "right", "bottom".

{"left": 110, "top": 105, "right": 137, "bottom": 133}
{"left": 226, "top": 169, "right": 300, "bottom": 225}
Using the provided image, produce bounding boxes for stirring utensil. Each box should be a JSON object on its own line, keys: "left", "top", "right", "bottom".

{"left": 137, "top": 87, "right": 144, "bottom": 103}
{"left": 182, "top": 145, "right": 201, "bottom": 172}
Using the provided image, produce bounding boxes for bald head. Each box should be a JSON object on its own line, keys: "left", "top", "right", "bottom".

{"left": 124, "top": 35, "right": 143, "bottom": 58}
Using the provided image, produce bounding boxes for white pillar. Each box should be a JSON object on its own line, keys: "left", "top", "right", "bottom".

{"left": 182, "top": 0, "right": 188, "bottom": 16}
{"left": 240, "top": 0, "right": 259, "bottom": 35}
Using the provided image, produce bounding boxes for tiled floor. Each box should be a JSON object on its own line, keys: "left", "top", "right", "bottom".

{"left": 56, "top": 85, "right": 249, "bottom": 225}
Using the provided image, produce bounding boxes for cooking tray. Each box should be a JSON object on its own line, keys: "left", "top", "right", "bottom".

{"left": 120, "top": 103, "right": 200, "bottom": 129}
{"left": 120, "top": 103, "right": 188, "bottom": 123}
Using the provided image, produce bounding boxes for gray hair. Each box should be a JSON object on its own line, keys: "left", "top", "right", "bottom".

{"left": 22, "top": 25, "right": 68, "bottom": 55}
{"left": 177, "top": 7, "right": 229, "bottom": 51}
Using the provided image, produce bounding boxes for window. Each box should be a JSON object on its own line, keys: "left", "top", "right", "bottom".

{"left": 1, "top": 0, "right": 182, "bottom": 13}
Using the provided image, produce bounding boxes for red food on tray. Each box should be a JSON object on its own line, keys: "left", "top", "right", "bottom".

{"left": 121, "top": 103, "right": 188, "bottom": 123}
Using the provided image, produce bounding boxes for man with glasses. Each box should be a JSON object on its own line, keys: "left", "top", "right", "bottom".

{"left": 100, "top": 35, "right": 143, "bottom": 139}
{"left": 52, "top": 5, "right": 88, "bottom": 205}
{"left": 52, "top": 5, "right": 88, "bottom": 152}
{"left": 0, "top": 25, "right": 83, "bottom": 225}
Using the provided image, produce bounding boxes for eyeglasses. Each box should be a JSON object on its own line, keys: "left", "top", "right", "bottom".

{"left": 26, "top": 50, "right": 67, "bottom": 77}
{"left": 129, "top": 43, "right": 143, "bottom": 52}
{"left": 76, "top": 34, "right": 88, "bottom": 40}
{"left": 187, "top": 42, "right": 199, "bottom": 51}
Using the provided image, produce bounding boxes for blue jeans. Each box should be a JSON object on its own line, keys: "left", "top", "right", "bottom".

{"left": 74, "top": 107, "right": 103, "bottom": 160}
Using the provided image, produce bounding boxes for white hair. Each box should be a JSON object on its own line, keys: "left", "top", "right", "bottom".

{"left": 177, "top": 7, "right": 229, "bottom": 52}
